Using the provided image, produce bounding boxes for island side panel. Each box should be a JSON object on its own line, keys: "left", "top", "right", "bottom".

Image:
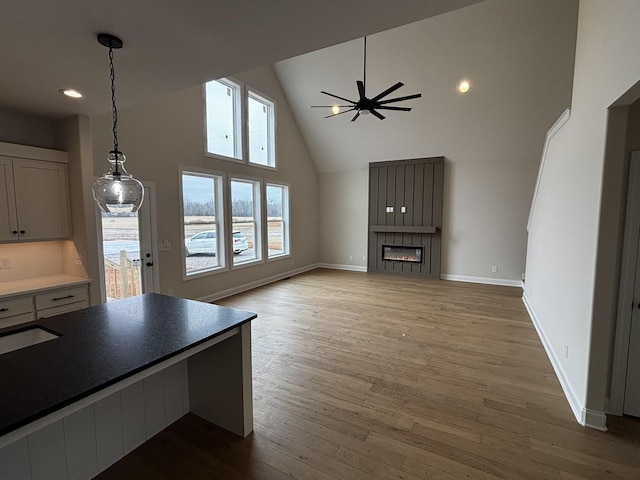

{"left": 188, "top": 322, "right": 253, "bottom": 437}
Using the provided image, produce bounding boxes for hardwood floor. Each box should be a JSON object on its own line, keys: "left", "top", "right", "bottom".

{"left": 97, "top": 269, "right": 640, "bottom": 479}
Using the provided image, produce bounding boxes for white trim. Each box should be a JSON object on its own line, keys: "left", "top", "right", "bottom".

{"left": 317, "top": 263, "right": 367, "bottom": 273}
{"left": 0, "top": 141, "right": 67, "bottom": 163}
{"left": 527, "top": 108, "right": 571, "bottom": 231}
{"left": 581, "top": 408, "right": 608, "bottom": 431}
{"left": 610, "top": 152, "right": 640, "bottom": 415}
{"left": 522, "top": 294, "right": 607, "bottom": 430}
{"left": 197, "top": 263, "right": 318, "bottom": 303}
{"left": 441, "top": 274, "right": 523, "bottom": 288}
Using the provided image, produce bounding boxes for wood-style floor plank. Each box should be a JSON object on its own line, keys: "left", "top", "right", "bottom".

{"left": 97, "top": 269, "right": 640, "bottom": 479}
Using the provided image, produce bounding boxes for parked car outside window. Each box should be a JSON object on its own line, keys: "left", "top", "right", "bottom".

{"left": 185, "top": 230, "right": 216, "bottom": 256}
{"left": 233, "top": 231, "right": 248, "bottom": 254}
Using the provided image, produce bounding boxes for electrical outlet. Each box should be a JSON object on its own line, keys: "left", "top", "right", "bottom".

{"left": 158, "top": 239, "right": 171, "bottom": 251}
{"left": 74, "top": 253, "right": 83, "bottom": 266}
{"left": 349, "top": 255, "right": 353, "bottom": 261}
{"left": 362, "top": 255, "right": 367, "bottom": 261}
{"left": 491, "top": 266, "right": 498, "bottom": 273}
{"left": 167, "top": 289, "right": 174, "bottom": 296}
{"left": 0, "top": 257, "right": 11, "bottom": 269}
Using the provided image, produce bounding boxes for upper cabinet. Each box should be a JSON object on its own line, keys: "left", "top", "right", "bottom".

{"left": 0, "top": 143, "right": 70, "bottom": 243}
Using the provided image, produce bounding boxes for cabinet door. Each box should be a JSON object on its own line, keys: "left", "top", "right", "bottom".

{"left": 0, "top": 157, "right": 18, "bottom": 242}
{"left": 12, "top": 159, "right": 70, "bottom": 240}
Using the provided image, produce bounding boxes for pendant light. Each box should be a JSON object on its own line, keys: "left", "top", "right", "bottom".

{"left": 91, "top": 33, "right": 144, "bottom": 213}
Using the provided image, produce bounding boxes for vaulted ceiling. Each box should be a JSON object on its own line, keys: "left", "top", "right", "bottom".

{"left": 0, "top": 0, "right": 484, "bottom": 119}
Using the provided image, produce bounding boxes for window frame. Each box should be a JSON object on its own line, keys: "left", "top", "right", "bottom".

{"left": 204, "top": 77, "right": 244, "bottom": 163}
{"left": 179, "top": 167, "right": 227, "bottom": 280}
{"left": 265, "top": 182, "right": 290, "bottom": 260}
{"left": 230, "top": 175, "right": 263, "bottom": 269}
{"left": 247, "top": 88, "right": 277, "bottom": 170}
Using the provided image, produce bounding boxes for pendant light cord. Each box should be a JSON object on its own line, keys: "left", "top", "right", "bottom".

{"left": 109, "top": 45, "right": 120, "bottom": 175}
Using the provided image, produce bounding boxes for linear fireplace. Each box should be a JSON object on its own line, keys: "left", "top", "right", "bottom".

{"left": 368, "top": 157, "right": 443, "bottom": 278}
{"left": 382, "top": 245, "right": 423, "bottom": 263}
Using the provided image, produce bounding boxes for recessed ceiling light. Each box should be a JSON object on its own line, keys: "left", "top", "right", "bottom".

{"left": 59, "top": 88, "right": 83, "bottom": 99}
{"left": 457, "top": 80, "right": 471, "bottom": 94}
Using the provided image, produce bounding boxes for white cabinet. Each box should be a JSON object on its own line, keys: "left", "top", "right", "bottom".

{"left": 35, "top": 285, "right": 89, "bottom": 319}
{"left": 0, "top": 284, "right": 89, "bottom": 328}
{"left": 0, "top": 295, "right": 36, "bottom": 329}
{"left": 0, "top": 145, "right": 70, "bottom": 243}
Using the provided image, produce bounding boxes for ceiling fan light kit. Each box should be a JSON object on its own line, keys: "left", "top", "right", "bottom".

{"left": 311, "top": 37, "right": 421, "bottom": 122}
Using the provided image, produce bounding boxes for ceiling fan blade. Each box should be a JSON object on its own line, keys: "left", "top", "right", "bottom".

{"left": 311, "top": 105, "right": 352, "bottom": 108}
{"left": 324, "top": 108, "right": 356, "bottom": 118}
{"left": 378, "top": 93, "right": 422, "bottom": 105}
{"left": 321, "top": 91, "right": 356, "bottom": 104}
{"left": 371, "top": 82, "right": 404, "bottom": 102}
{"left": 370, "top": 109, "right": 386, "bottom": 120}
{"left": 351, "top": 111, "right": 360, "bottom": 122}
{"left": 357, "top": 80, "right": 365, "bottom": 99}
{"left": 376, "top": 106, "right": 412, "bottom": 111}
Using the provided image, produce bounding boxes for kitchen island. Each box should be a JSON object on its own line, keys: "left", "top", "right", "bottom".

{"left": 0, "top": 293, "right": 256, "bottom": 479}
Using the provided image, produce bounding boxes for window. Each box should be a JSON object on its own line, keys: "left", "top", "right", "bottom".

{"left": 248, "top": 90, "right": 275, "bottom": 168}
{"left": 231, "top": 178, "right": 261, "bottom": 266}
{"left": 181, "top": 170, "right": 225, "bottom": 276}
{"left": 204, "top": 79, "right": 277, "bottom": 169}
{"left": 205, "top": 78, "right": 242, "bottom": 160}
{"left": 266, "top": 183, "right": 289, "bottom": 258}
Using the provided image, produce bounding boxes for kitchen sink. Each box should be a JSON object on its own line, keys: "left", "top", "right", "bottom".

{"left": 0, "top": 327, "right": 60, "bottom": 355}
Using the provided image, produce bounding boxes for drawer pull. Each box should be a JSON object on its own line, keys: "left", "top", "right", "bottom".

{"left": 52, "top": 295, "right": 75, "bottom": 302}
{"left": 0, "top": 308, "right": 8, "bottom": 312}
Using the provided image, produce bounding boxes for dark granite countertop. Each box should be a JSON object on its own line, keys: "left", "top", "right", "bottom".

{"left": 0, "top": 293, "right": 256, "bottom": 437}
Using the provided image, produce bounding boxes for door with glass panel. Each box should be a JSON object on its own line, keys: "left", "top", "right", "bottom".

{"left": 100, "top": 185, "right": 157, "bottom": 301}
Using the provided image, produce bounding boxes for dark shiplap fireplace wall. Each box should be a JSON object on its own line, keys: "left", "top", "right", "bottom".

{"left": 367, "top": 157, "right": 444, "bottom": 278}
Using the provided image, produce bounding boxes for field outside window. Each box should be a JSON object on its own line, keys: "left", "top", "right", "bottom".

{"left": 231, "top": 178, "right": 261, "bottom": 266}
{"left": 182, "top": 172, "right": 224, "bottom": 276}
{"left": 267, "top": 184, "right": 289, "bottom": 258}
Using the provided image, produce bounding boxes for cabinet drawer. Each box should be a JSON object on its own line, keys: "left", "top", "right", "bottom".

{"left": 0, "top": 311, "right": 36, "bottom": 329}
{"left": 35, "top": 286, "right": 88, "bottom": 311}
{"left": 0, "top": 296, "right": 35, "bottom": 320}
{"left": 37, "top": 300, "right": 88, "bottom": 319}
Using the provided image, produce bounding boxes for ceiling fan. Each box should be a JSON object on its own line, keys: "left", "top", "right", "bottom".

{"left": 311, "top": 37, "right": 422, "bottom": 122}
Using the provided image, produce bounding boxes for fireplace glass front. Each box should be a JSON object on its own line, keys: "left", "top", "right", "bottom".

{"left": 382, "top": 246, "right": 423, "bottom": 263}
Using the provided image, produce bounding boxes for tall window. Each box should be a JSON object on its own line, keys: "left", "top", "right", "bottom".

{"left": 266, "top": 183, "right": 289, "bottom": 258}
{"left": 205, "top": 78, "right": 242, "bottom": 160}
{"left": 248, "top": 90, "right": 275, "bottom": 168}
{"left": 231, "top": 178, "right": 261, "bottom": 266}
{"left": 181, "top": 170, "right": 224, "bottom": 277}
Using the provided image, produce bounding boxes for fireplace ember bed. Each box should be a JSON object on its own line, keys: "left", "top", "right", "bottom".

{"left": 382, "top": 245, "right": 423, "bottom": 263}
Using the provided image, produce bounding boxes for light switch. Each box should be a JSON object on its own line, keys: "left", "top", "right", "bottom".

{"left": 401, "top": 206, "right": 407, "bottom": 213}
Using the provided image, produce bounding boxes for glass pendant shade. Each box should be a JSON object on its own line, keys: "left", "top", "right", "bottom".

{"left": 91, "top": 151, "right": 144, "bottom": 213}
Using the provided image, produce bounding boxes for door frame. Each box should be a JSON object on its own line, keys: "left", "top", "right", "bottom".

{"left": 610, "top": 152, "right": 640, "bottom": 414}
{"left": 95, "top": 182, "right": 159, "bottom": 303}
{"left": 139, "top": 182, "right": 160, "bottom": 294}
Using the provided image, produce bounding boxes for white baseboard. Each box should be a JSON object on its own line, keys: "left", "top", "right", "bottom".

{"left": 581, "top": 408, "right": 608, "bottom": 431}
{"left": 317, "top": 263, "right": 367, "bottom": 272}
{"left": 522, "top": 293, "right": 608, "bottom": 431}
{"left": 197, "top": 263, "right": 319, "bottom": 303}
{"left": 441, "top": 274, "right": 523, "bottom": 288}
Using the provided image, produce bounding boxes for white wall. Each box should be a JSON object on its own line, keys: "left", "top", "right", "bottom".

{"left": 91, "top": 65, "right": 318, "bottom": 300}
{"left": 525, "top": 0, "right": 640, "bottom": 427}
{"left": 303, "top": 0, "right": 578, "bottom": 283}
{"left": 319, "top": 170, "right": 368, "bottom": 268}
